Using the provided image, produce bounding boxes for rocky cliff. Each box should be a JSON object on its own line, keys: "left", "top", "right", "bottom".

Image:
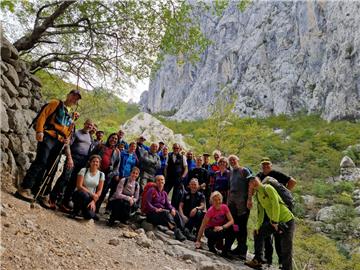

{"left": 1, "top": 34, "right": 43, "bottom": 186}
{"left": 140, "top": 1, "right": 360, "bottom": 121}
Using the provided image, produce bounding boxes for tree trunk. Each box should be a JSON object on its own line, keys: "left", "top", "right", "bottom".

{"left": 13, "top": 1, "right": 76, "bottom": 52}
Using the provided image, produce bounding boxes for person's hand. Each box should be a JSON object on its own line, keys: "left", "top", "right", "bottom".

{"left": 66, "top": 158, "right": 74, "bottom": 169}
{"left": 253, "top": 229, "right": 259, "bottom": 236}
{"left": 190, "top": 208, "right": 197, "bottom": 217}
{"left": 87, "top": 200, "right": 96, "bottom": 212}
{"left": 36, "top": 132, "right": 44, "bottom": 142}
{"left": 272, "top": 223, "right": 279, "bottom": 232}
{"left": 195, "top": 241, "right": 201, "bottom": 249}
{"left": 92, "top": 193, "right": 99, "bottom": 202}
{"left": 73, "top": 112, "right": 80, "bottom": 120}
{"left": 214, "top": 226, "right": 223, "bottom": 232}
{"left": 247, "top": 198, "right": 253, "bottom": 209}
{"left": 171, "top": 208, "right": 176, "bottom": 216}
{"left": 129, "top": 197, "right": 134, "bottom": 206}
{"left": 63, "top": 137, "right": 70, "bottom": 145}
{"left": 155, "top": 208, "right": 163, "bottom": 213}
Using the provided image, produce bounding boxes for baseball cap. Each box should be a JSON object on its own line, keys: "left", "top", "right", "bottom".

{"left": 260, "top": 157, "right": 272, "bottom": 164}
{"left": 69, "top": 89, "right": 82, "bottom": 99}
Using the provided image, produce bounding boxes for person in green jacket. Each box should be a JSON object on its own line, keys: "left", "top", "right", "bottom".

{"left": 245, "top": 177, "right": 295, "bottom": 270}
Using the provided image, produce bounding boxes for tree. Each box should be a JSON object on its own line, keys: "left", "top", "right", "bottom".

{"left": 2, "top": 0, "right": 210, "bottom": 89}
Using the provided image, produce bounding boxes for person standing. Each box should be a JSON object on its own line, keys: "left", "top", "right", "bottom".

{"left": 164, "top": 143, "right": 188, "bottom": 209}
{"left": 139, "top": 143, "right": 161, "bottom": 191}
{"left": 255, "top": 157, "right": 297, "bottom": 266}
{"left": 227, "top": 155, "right": 255, "bottom": 260}
{"left": 245, "top": 177, "right": 295, "bottom": 270}
{"left": 16, "top": 90, "right": 81, "bottom": 201}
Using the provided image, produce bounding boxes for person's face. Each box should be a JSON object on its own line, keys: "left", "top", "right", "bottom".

{"left": 151, "top": 144, "right": 158, "bottom": 153}
{"left": 186, "top": 152, "right": 193, "bottom": 160}
{"left": 156, "top": 176, "right": 165, "bottom": 190}
{"left": 212, "top": 195, "right": 222, "bottom": 207}
{"left": 219, "top": 160, "right": 227, "bottom": 169}
{"left": 96, "top": 132, "right": 104, "bottom": 141}
{"left": 118, "top": 144, "right": 125, "bottom": 151}
{"left": 129, "top": 143, "right": 136, "bottom": 153}
{"left": 109, "top": 135, "right": 118, "bottom": 146}
{"left": 130, "top": 170, "right": 139, "bottom": 179}
{"left": 262, "top": 162, "right": 272, "bottom": 174}
{"left": 203, "top": 156, "right": 210, "bottom": 164}
{"left": 229, "top": 158, "right": 238, "bottom": 168}
{"left": 163, "top": 147, "right": 169, "bottom": 155}
{"left": 214, "top": 154, "right": 220, "bottom": 162}
{"left": 84, "top": 121, "right": 94, "bottom": 133}
{"left": 189, "top": 181, "right": 199, "bottom": 193}
{"left": 67, "top": 93, "right": 80, "bottom": 106}
{"left": 118, "top": 131, "right": 124, "bottom": 138}
{"left": 90, "top": 157, "right": 100, "bottom": 169}
{"left": 196, "top": 158, "right": 203, "bottom": 167}
{"left": 173, "top": 145, "right": 180, "bottom": 154}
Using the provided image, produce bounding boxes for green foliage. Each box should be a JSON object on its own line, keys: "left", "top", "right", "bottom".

{"left": 238, "top": 0, "right": 252, "bottom": 12}
{"left": 36, "top": 71, "right": 139, "bottom": 136}
{"left": 333, "top": 192, "right": 353, "bottom": 206}
{"left": 0, "top": 0, "right": 16, "bottom": 12}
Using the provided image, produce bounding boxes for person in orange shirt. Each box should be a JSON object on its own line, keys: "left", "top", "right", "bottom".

{"left": 16, "top": 90, "right": 81, "bottom": 201}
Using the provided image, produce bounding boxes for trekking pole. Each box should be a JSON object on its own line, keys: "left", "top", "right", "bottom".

{"left": 30, "top": 144, "right": 66, "bottom": 209}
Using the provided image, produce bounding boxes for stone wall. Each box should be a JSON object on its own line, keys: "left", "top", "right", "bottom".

{"left": 1, "top": 34, "right": 43, "bottom": 187}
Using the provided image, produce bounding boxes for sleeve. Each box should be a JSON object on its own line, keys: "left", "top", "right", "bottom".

{"left": 243, "top": 167, "right": 255, "bottom": 180}
{"left": 110, "top": 150, "right": 121, "bottom": 177}
{"left": 223, "top": 204, "right": 230, "bottom": 214}
{"left": 164, "top": 192, "right": 175, "bottom": 211}
{"left": 256, "top": 194, "right": 264, "bottom": 230}
{"left": 145, "top": 188, "right": 157, "bottom": 213}
{"left": 111, "top": 178, "right": 127, "bottom": 201}
{"left": 155, "top": 156, "right": 161, "bottom": 170}
{"left": 78, "top": 168, "right": 86, "bottom": 176}
{"left": 35, "top": 100, "right": 60, "bottom": 133}
{"left": 200, "top": 193, "right": 206, "bottom": 204}
{"left": 99, "top": 172, "right": 105, "bottom": 182}
{"left": 205, "top": 207, "right": 213, "bottom": 219}
{"left": 182, "top": 155, "right": 188, "bottom": 167}
{"left": 272, "top": 171, "right": 291, "bottom": 185}
{"left": 265, "top": 185, "right": 280, "bottom": 223}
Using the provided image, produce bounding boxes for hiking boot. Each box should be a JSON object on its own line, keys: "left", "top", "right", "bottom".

{"left": 15, "top": 188, "right": 33, "bottom": 201}
{"left": 174, "top": 228, "right": 186, "bottom": 242}
{"left": 244, "top": 258, "right": 263, "bottom": 269}
{"left": 59, "top": 204, "right": 72, "bottom": 214}
{"left": 157, "top": 225, "right": 168, "bottom": 232}
{"left": 183, "top": 228, "right": 196, "bottom": 241}
{"left": 39, "top": 196, "right": 56, "bottom": 210}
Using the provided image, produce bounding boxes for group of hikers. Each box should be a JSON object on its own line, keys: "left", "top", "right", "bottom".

{"left": 15, "top": 90, "right": 297, "bottom": 270}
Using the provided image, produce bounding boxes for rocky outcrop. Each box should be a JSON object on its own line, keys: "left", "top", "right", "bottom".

{"left": 140, "top": 1, "right": 360, "bottom": 121}
{"left": 1, "top": 34, "right": 43, "bottom": 186}
{"left": 121, "top": 112, "right": 190, "bottom": 149}
{"left": 340, "top": 156, "right": 360, "bottom": 182}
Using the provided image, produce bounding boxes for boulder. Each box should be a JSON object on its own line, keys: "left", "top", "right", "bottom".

{"left": 0, "top": 101, "right": 9, "bottom": 132}
{"left": 4, "top": 63, "right": 20, "bottom": 87}
{"left": 18, "top": 87, "right": 30, "bottom": 97}
{"left": 19, "top": 97, "right": 30, "bottom": 109}
{"left": 136, "top": 235, "right": 152, "bottom": 248}
{"left": 316, "top": 206, "right": 337, "bottom": 223}
{"left": 8, "top": 134, "right": 22, "bottom": 154}
{"left": 141, "top": 220, "right": 155, "bottom": 232}
{"left": 2, "top": 75, "right": 18, "bottom": 97}
{"left": 108, "top": 237, "right": 120, "bottom": 246}
{"left": 1, "top": 85, "right": 12, "bottom": 107}
{"left": 355, "top": 206, "right": 360, "bottom": 216}
{"left": 340, "top": 156, "right": 356, "bottom": 168}
{"left": 1, "top": 37, "right": 18, "bottom": 61}
{"left": 15, "top": 152, "right": 31, "bottom": 172}
{"left": 302, "top": 195, "right": 316, "bottom": 209}
{"left": 0, "top": 134, "right": 9, "bottom": 150}
{"left": 197, "top": 261, "right": 234, "bottom": 270}
{"left": 7, "top": 109, "right": 29, "bottom": 135}
{"left": 10, "top": 98, "right": 22, "bottom": 110}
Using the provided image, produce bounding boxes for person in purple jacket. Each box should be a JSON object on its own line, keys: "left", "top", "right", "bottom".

{"left": 143, "top": 175, "right": 187, "bottom": 241}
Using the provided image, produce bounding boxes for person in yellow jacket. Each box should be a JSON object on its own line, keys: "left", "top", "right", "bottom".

{"left": 245, "top": 177, "right": 295, "bottom": 270}
{"left": 16, "top": 90, "right": 81, "bottom": 201}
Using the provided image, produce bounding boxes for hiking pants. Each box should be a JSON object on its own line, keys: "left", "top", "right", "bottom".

{"left": 254, "top": 219, "right": 295, "bottom": 270}
{"left": 109, "top": 199, "right": 137, "bottom": 222}
{"left": 228, "top": 204, "right": 250, "bottom": 257}
{"left": 205, "top": 227, "right": 233, "bottom": 252}
{"left": 264, "top": 233, "right": 282, "bottom": 265}
{"left": 146, "top": 209, "right": 185, "bottom": 230}
{"left": 186, "top": 210, "right": 205, "bottom": 233}
{"left": 21, "top": 134, "right": 63, "bottom": 195}
{"left": 164, "top": 177, "right": 184, "bottom": 210}
{"left": 50, "top": 153, "right": 88, "bottom": 205}
{"left": 72, "top": 190, "right": 96, "bottom": 219}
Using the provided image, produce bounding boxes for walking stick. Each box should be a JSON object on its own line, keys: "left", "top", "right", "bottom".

{"left": 30, "top": 144, "right": 66, "bottom": 208}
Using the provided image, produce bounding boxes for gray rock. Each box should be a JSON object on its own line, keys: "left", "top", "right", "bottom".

{"left": 340, "top": 156, "right": 356, "bottom": 168}
{"left": 316, "top": 206, "right": 337, "bottom": 222}
{"left": 2, "top": 75, "right": 18, "bottom": 97}
{"left": 135, "top": 228, "right": 145, "bottom": 235}
{"left": 141, "top": 1, "right": 360, "bottom": 122}
{"left": 145, "top": 231, "right": 157, "bottom": 240}
{"left": 10, "top": 98, "right": 22, "bottom": 110}
{"left": 302, "top": 195, "right": 316, "bottom": 209}
{"left": 0, "top": 37, "right": 18, "bottom": 60}
{"left": 15, "top": 152, "right": 30, "bottom": 171}
{"left": 0, "top": 134, "right": 9, "bottom": 150}
{"left": 18, "top": 87, "right": 30, "bottom": 97}
{"left": 8, "top": 134, "right": 22, "bottom": 153}
{"left": 355, "top": 206, "right": 360, "bottom": 216}
{"left": 1, "top": 61, "right": 8, "bottom": 73}
{"left": 171, "top": 245, "right": 209, "bottom": 263}
{"left": 1, "top": 85, "right": 12, "bottom": 107}
{"left": 141, "top": 220, "right": 155, "bottom": 232}
{"left": 29, "top": 74, "right": 42, "bottom": 87}
{"left": 108, "top": 237, "right": 120, "bottom": 246}
{"left": 5, "top": 63, "right": 20, "bottom": 87}
{"left": 164, "top": 249, "right": 175, "bottom": 257}
{"left": 0, "top": 101, "right": 9, "bottom": 132}
{"left": 197, "top": 260, "right": 234, "bottom": 270}
{"left": 7, "top": 109, "right": 29, "bottom": 135}
{"left": 19, "top": 97, "right": 30, "bottom": 109}
{"left": 136, "top": 235, "right": 152, "bottom": 248}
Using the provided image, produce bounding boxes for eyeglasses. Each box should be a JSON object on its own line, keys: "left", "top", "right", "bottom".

{"left": 173, "top": 147, "right": 179, "bottom": 150}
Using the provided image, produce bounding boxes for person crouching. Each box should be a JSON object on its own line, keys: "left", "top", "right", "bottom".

{"left": 143, "top": 175, "right": 187, "bottom": 241}
{"left": 108, "top": 167, "right": 140, "bottom": 225}
{"left": 71, "top": 155, "right": 105, "bottom": 220}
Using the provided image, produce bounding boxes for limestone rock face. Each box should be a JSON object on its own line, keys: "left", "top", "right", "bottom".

{"left": 140, "top": 1, "right": 360, "bottom": 121}
{"left": 121, "top": 112, "right": 190, "bottom": 149}
{"left": 340, "top": 156, "right": 356, "bottom": 168}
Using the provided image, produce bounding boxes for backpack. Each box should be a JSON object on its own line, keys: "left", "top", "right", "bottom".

{"left": 141, "top": 182, "right": 157, "bottom": 213}
{"left": 263, "top": 176, "right": 295, "bottom": 211}
{"left": 123, "top": 177, "right": 139, "bottom": 195}
{"left": 29, "top": 100, "right": 63, "bottom": 129}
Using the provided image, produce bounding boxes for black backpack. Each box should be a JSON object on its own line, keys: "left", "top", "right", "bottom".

{"left": 29, "top": 100, "right": 63, "bottom": 129}
{"left": 263, "top": 176, "right": 295, "bottom": 211}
